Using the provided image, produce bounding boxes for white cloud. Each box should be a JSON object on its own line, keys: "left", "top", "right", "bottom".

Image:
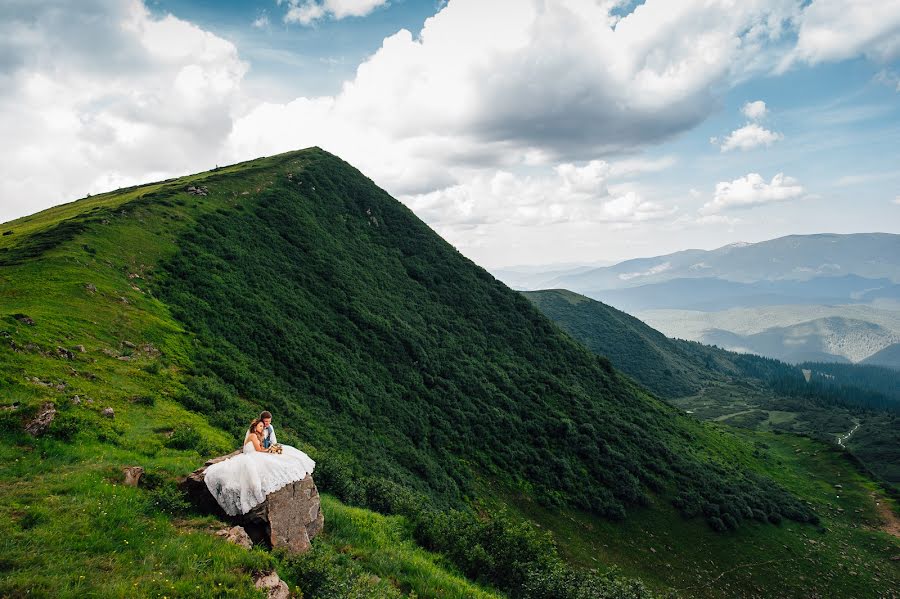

{"left": 0, "top": 0, "right": 247, "bottom": 223}
{"left": 226, "top": 0, "right": 807, "bottom": 200}
{"left": 252, "top": 13, "right": 270, "bottom": 28}
{"left": 893, "top": 196, "right": 900, "bottom": 205}
{"left": 283, "top": 0, "right": 389, "bottom": 25}
{"left": 702, "top": 173, "right": 805, "bottom": 214}
{"left": 718, "top": 123, "right": 784, "bottom": 152}
{"left": 400, "top": 162, "right": 676, "bottom": 228}
{"left": 742, "top": 100, "right": 768, "bottom": 120}
{"left": 713, "top": 99, "right": 782, "bottom": 151}
{"left": 784, "top": 0, "right": 900, "bottom": 67}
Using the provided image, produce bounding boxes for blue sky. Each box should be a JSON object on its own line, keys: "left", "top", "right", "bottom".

{"left": 1, "top": 0, "right": 899, "bottom": 267}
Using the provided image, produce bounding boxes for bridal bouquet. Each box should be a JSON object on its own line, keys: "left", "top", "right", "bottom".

{"left": 267, "top": 444, "right": 283, "bottom": 454}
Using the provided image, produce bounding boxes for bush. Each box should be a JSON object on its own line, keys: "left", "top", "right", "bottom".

{"left": 148, "top": 482, "right": 191, "bottom": 516}
{"left": 279, "top": 544, "right": 403, "bottom": 599}
{"left": 132, "top": 395, "right": 156, "bottom": 406}
{"left": 48, "top": 411, "right": 86, "bottom": 442}
{"left": 166, "top": 423, "right": 202, "bottom": 451}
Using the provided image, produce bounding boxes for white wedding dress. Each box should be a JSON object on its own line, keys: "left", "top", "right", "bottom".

{"left": 204, "top": 437, "right": 316, "bottom": 516}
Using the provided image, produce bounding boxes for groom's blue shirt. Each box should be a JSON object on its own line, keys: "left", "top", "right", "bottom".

{"left": 263, "top": 424, "right": 276, "bottom": 448}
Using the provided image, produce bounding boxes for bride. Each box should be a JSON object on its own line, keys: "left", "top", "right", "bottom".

{"left": 204, "top": 419, "right": 316, "bottom": 516}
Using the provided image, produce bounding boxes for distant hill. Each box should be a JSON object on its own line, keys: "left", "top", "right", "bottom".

{"left": 521, "top": 289, "right": 732, "bottom": 398}
{"left": 863, "top": 343, "right": 900, "bottom": 371}
{"left": 639, "top": 306, "right": 900, "bottom": 364}
{"left": 590, "top": 275, "right": 898, "bottom": 312}
{"left": 701, "top": 317, "right": 898, "bottom": 364}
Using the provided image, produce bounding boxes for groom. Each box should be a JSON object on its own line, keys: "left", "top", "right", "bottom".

{"left": 259, "top": 410, "right": 277, "bottom": 449}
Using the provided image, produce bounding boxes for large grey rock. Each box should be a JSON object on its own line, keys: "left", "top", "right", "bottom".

{"left": 181, "top": 452, "right": 323, "bottom": 554}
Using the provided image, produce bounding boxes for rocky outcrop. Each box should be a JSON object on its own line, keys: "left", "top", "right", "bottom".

{"left": 181, "top": 452, "right": 323, "bottom": 554}
{"left": 25, "top": 403, "right": 56, "bottom": 436}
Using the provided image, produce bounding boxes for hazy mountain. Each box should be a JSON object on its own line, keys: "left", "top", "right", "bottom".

{"left": 862, "top": 343, "right": 900, "bottom": 371}
{"left": 495, "top": 234, "right": 900, "bottom": 367}
{"left": 543, "top": 233, "right": 900, "bottom": 292}
{"left": 639, "top": 305, "right": 900, "bottom": 364}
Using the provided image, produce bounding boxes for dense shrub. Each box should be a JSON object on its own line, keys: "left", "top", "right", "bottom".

{"left": 165, "top": 423, "right": 202, "bottom": 451}
{"left": 279, "top": 544, "right": 403, "bottom": 599}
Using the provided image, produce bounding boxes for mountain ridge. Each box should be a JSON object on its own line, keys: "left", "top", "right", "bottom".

{"left": 1, "top": 149, "right": 897, "bottom": 598}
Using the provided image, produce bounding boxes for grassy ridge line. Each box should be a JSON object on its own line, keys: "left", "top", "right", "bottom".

{"left": 0, "top": 149, "right": 515, "bottom": 597}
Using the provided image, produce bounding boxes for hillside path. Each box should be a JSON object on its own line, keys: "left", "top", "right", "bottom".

{"left": 837, "top": 421, "right": 860, "bottom": 448}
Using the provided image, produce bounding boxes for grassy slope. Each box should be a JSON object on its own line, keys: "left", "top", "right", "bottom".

{"left": 521, "top": 289, "right": 899, "bottom": 596}
{"left": 0, "top": 152, "right": 497, "bottom": 597}
{"left": 506, "top": 430, "right": 899, "bottom": 599}
{"left": 0, "top": 149, "right": 894, "bottom": 597}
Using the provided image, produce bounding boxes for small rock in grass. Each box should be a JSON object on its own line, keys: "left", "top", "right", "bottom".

{"left": 102, "top": 407, "right": 115, "bottom": 418}
{"left": 253, "top": 571, "right": 289, "bottom": 599}
{"left": 85, "top": 283, "right": 97, "bottom": 293}
{"left": 216, "top": 526, "right": 253, "bottom": 550}
{"left": 75, "top": 345, "right": 86, "bottom": 353}
{"left": 13, "top": 314, "right": 35, "bottom": 326}
{"left": 123, "top": 466, "right": 144, "bottom": 487}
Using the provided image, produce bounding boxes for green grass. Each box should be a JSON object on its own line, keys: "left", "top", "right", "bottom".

{"left": 315, "top": 495, "right": 500, "bottom": 598}
{"left": 503, "top": 430, "right": 899, "bottom": 599}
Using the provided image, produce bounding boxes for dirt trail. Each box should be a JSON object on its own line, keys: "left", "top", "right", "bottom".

{"left": 870, "top": 492, "right": 900, "bottom": 538}
{"left": 837, "top": 421, "right": 860, "bottom": 447}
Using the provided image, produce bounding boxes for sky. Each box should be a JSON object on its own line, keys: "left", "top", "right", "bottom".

{"left": 1, "top": 0, "right": 899, "bottom": 268}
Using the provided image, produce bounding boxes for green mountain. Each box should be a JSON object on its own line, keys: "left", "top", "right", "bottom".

{"left": 523, "top": 289, "right": 900, "bottom": 489}
{"left": 1, "top": 149, "right": 897, "bottom": 598}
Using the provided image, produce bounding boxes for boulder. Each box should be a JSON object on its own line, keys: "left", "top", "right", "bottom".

{"left": 102, "top": 407, "right": 115, "bottom": 418}
{"left": 181, "top": 452, "right": 323, "bottom": 554}
{"left": 25, "top": 403, "right": 56, "bottom": 436}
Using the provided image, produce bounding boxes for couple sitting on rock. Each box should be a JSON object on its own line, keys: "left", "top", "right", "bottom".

{"left": 204, "top": 410, "right": 316, "bottom": 516}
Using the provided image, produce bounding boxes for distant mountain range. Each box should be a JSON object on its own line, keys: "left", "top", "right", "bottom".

{"left": 539, "top": 233, "right": 900, "bottom": 291}
{"left": 495, "top": 233, "right": 900, "bottom": 367}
